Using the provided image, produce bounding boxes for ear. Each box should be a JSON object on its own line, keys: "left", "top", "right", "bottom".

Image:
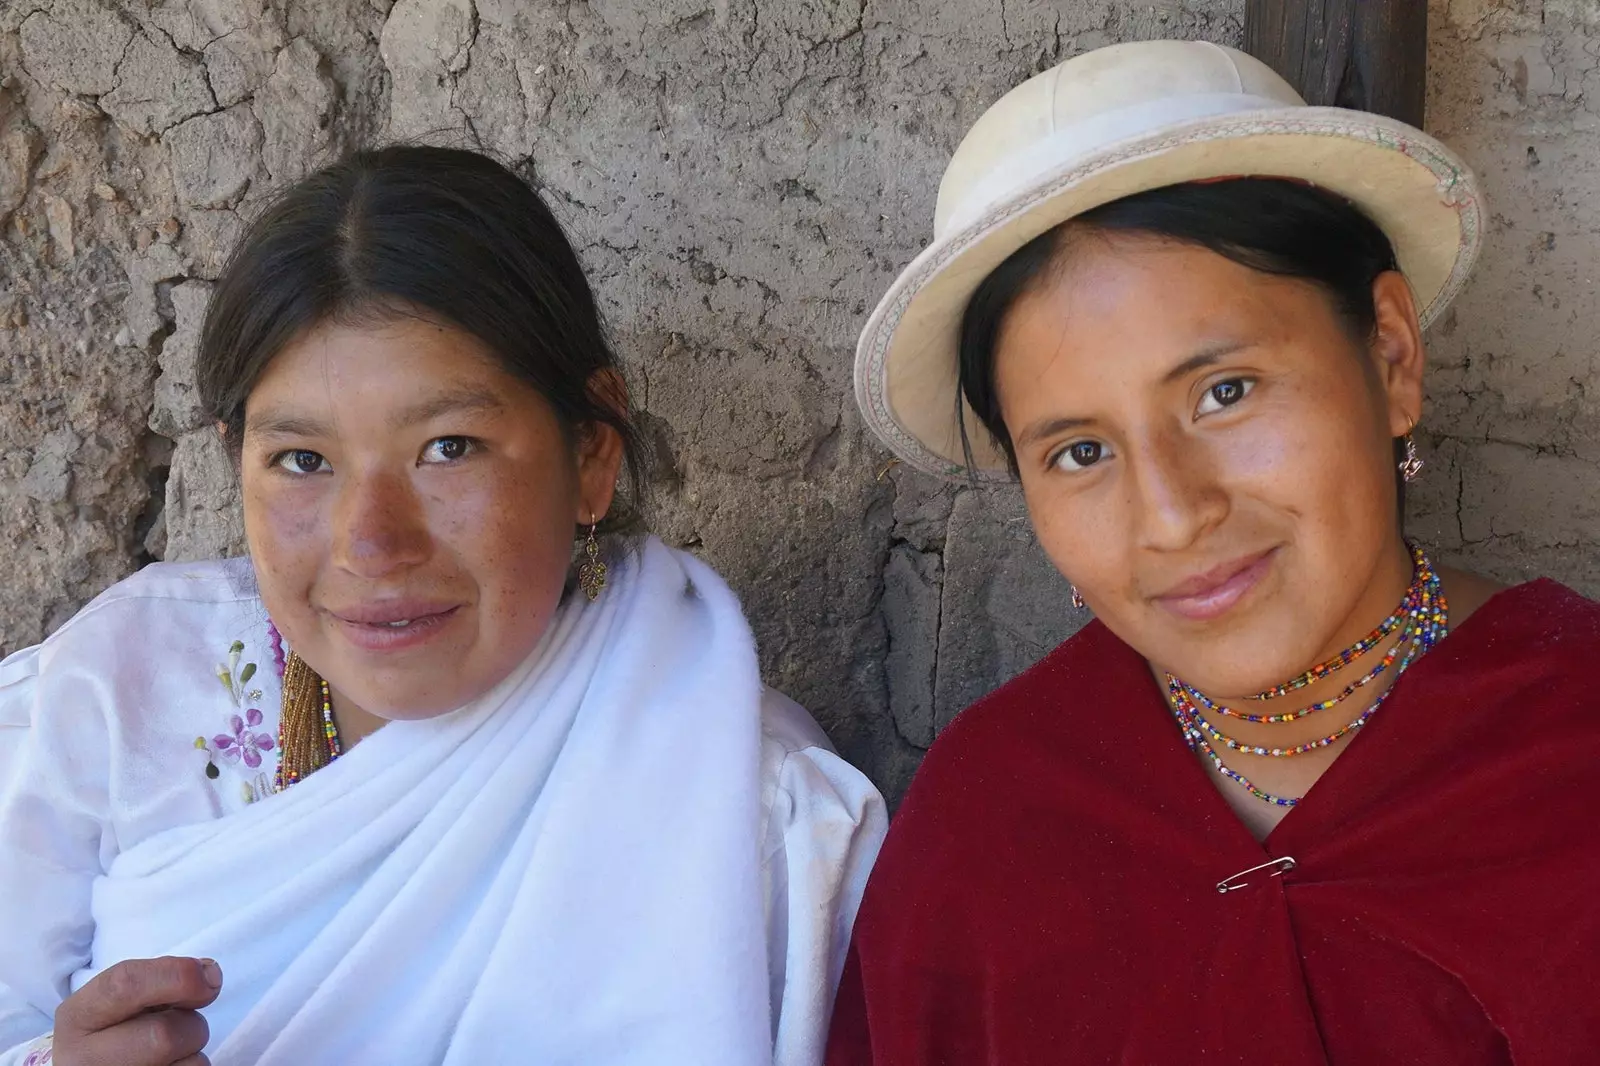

{"left": 574, "top": 368, "right": 629, "bottom": 525}
{"left": 1368, "top": 271, "right": 1428, "bottom": 437}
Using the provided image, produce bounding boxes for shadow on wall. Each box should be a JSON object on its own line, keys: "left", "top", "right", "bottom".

{"left": 0, "top": 0, "right": 1596, "bottom": 802}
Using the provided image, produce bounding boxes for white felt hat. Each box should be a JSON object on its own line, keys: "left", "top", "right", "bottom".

{"left": 855, "top": 39, "right": 1483, "bottom": 481}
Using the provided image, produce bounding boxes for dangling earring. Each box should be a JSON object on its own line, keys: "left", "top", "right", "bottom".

{"left": 1071, "top": 586, "right": 1086, "bottom": 611}
{"left": 1399, "top": 416, "right": 1424, "bottom": 483}
{"left": 578, "top": 515, "right": 608, "bottom": 601}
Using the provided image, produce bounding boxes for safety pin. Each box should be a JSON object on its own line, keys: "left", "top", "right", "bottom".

{"left": 1216, "top": 855, "right": 1297, "bottom": 894}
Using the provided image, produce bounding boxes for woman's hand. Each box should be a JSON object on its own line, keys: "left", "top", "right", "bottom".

{"left": 52, "top": 956, "right": 221, "bottom": 1066}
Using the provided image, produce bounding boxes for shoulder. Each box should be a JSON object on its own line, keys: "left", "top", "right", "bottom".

{"left": 879, "top": 620, "right": 1146, "bottom": 873}
{"left": 1436, "top": 578, "right": 1600, "bottom": 693}
{"left": 758, "top": 687, "right": 885, "bottom": 856}
{"left": 3, "top": 558, "right": 259, "bottom": 696}
{"left": 57, "top": 558, "right": 258, "bottom": 623}
{"left": 1451, "top": 578, "right": 1600, "bottom": 658}
{"left": 1, "top": 558, "right": 269, "bottom": 746}
{"left": 760, "top": 685, "right": 834, "bottom": 756}
{"left": 30, "top": 558, "right": 260, "bottom": 659}
{"left": 910, "top": 621, "right": 1133, "bottom": 792}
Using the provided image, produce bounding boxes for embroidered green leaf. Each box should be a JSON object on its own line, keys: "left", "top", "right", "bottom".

{"left": 229, "top": 640, "right": 245, "bottom": 655}
{"left": 216, "top": 665, "right": 234, "bottom": 692}
{"left": 240, "top": 661, "right": 257, "bottom": 685}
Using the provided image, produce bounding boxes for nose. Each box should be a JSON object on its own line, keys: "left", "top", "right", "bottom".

{"left": 1127, "top": 425, "right": 1229, "bottom": 554}
{"left": 330, "top": 467, "right": 431, "bottom": 577}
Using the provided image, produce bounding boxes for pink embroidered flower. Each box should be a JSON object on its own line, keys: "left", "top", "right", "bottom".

{"left": 214, "top": 707, "right": 276, "bottom": 769}
{"left": 22, "top": 1040, "right": 53, "bottom": 1065}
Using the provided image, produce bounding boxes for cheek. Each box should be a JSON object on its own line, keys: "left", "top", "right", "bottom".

{"left": 1019, "top": 473, "right": 1126, "bottom": 589}
{"left": 428, "top": 464, "right": 579, "bottom": 615}
{"left": 1223, "top": 380, "right": 1393, "bottom": 520}
{"left": 241, "top": 474, "right": 323, "bottom": 581}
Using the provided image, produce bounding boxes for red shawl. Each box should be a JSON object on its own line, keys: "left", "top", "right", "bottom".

{"left": 828, "top": 580, "right": 1600, "bottom": 1064}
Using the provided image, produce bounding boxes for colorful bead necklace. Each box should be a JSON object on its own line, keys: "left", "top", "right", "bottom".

{"left": 1244, "top": 547, "right": 1428, "bottom": 699}
{"left": 269, "top": 623, "right": 344, "bottom": 792}
{"left": 1165, "top": 545, "right": 1448, "bottom": 808}
{"left": 1180, "top": 579, "right": 1425, "bottom": 725}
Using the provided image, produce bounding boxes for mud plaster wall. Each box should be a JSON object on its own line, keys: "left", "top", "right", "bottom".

{"left": 0, "top": 0, "right": 1595, "bottom": 803}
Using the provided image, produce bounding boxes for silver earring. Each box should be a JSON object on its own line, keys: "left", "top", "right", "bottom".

{"left": 578, "top": 516, "right": 607, "bottom": 601}
{"left": 1071, "top": 586, "right": 1086, "bottom": 610}
{"left": 1399, "top": 418, "right": 1424, "bottom": 483}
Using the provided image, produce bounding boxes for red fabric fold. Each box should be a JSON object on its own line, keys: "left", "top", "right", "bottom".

{"left": 829, "top": 579, "right": 1600, "bottom": 1065}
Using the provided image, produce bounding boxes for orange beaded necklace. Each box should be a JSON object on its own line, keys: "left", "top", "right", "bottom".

{"left": 268, "top": 623, "right": 343, "bottom": 792}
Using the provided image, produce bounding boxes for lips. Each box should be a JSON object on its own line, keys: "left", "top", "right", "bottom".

{"left": 326, "top": 601, "right": 463, "bottom": 651}
{"left": 1152, "top": 548, "right": 1278, "bottom": 622}
{"left": 331, "top": 601, "right": 459, "bottom": 626}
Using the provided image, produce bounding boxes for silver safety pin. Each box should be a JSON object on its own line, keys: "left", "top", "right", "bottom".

{"left": 1216, "top": 855, "right": 1297, "bottom": 894}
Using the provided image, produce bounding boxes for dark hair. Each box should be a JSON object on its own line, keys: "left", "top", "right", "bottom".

{"left": 197, "top": 145, "right": 647, "bottom": 533}
{"left": 957, "top": 178, "right": 1403, "bottom": 480}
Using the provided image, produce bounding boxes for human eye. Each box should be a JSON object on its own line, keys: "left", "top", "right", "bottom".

{"left": 1195, "top": 377, "right": 1256, "bottom": 417}
{"left": 419, "top": 436, "right": 478, "bottom": 464}
{"left": 271, "top": 449, "right": 331, "bottom": 475}
{"left": 1049, "top": 439, "right": 1113, "bottom": 472}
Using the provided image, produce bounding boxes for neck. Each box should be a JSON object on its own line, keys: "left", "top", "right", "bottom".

{"left": 328, "top": 687, "right": 389, "bottom": 749}
{"left": 1180, "top": 537, "right": 1422, "bottom": 751}
{"left": 1221, "top": 536, "right": 1416, "bottom": 707}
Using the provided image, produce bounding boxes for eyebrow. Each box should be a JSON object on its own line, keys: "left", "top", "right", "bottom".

{"left": 245, "top": 386, "right": 506, "bottom": 439}
{"left": 1014, "top": 414, "right": 1094, "bottom": 449}
{"left": 1160, "top": 341, "right": 1256, "bottom": 385}
{"left": 1012, "top": 340, "right": 1258, "bottom": 449}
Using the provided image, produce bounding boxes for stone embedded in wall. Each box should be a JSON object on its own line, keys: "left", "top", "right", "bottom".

{"left": 164, "top": 105, "right": 266, "bottom": 210}
{"left": 453, "top": 24, "right": 548, "bottom": 162}
{"left": 41, "top": 193, "right": 74, "bottom": 261}
{"left": 149, "top": 0, "right": 274, "bottom": 52}
{"left": 882, "top": 542, "right": 942, "bottom": 749}
{"left": 378, "top": 0, "right": 476, "bottom": 142}
{"left": 933, "top": 488, "right": 1086, "bottom": 734}
{"left": 18, "top": 0, "right": 135, "bottom": 97}
{"left": 123, "top": 243, "right": 187, "bottom": 348}
{"left": 100, "top": 30, "right": 217, "bottom": 136}
{"left": 19, "top": 428, "right": 80, "bottom": 503}
{"left": 0, "top": 83, "right": 43, "bottom": 227}
{"left": 150, "top": 280, "right": 214, "bottom": 439}
{"left": 257, "top": 38, "right": 337, "bottom": 186}
{"left": 178, "top": 208, "right": 246, "bottom": 280}
{"left": 201, "top": 5, "right": 292, "bottom": 110}
{"left": 164, "top": 427, "right": 245, "bottom": 562}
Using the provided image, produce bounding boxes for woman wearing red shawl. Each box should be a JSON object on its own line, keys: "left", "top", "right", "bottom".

{"left": 829, "top": 38, "right": 1600, "bottom": 1065}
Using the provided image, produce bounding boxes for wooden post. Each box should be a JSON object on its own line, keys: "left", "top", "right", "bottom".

{"left": 1245, "top": 0, "right": 1428, "bottom": 126}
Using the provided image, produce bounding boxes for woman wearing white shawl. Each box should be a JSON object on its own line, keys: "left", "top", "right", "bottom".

{"left": 0, "top": 146, "right": 886, "bottom": 1066}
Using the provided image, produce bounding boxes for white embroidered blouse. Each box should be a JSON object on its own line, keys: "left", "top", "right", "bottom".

{"left": 0, "top": 556, "right": 886, "bottom": 1065}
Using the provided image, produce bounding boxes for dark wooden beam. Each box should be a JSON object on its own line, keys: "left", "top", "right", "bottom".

{"left": 1245, "top": 0, "right": 1428, "bottom": 126}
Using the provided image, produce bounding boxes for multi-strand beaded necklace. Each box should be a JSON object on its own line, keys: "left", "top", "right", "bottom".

{"left": 1165, "top": 543, "right": 1448, "bottom": 808}
{"left": 268, "top": 623, "right": 344, "bottom": 792}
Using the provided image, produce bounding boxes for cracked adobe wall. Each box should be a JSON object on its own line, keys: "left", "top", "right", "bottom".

{"left": 1, "top": 0, "right": 1595, "bottom": 803}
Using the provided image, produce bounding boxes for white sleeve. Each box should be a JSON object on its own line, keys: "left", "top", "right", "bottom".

{"left": 758, "top": 690, "right": 888, "bottom": 1066}
{"left": 0, "top": 638, "right": 112, "bottom": 1058}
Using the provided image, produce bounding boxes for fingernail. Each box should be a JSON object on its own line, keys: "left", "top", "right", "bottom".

{"left": 200, "top": 959, "right": 223, "bottom": 988}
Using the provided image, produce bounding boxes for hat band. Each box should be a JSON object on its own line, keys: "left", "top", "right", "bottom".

{"left": 938, "top": 92, "right": 1296, "bottom": 236}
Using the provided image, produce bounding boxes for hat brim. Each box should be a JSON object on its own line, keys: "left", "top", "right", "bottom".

{"left": 856, "top": 107, "right": 1484, "bottom": 482}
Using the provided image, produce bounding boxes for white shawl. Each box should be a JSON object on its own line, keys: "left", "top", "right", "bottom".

{"left": 83, "top": 538, "right": 772, "bottom": 1064}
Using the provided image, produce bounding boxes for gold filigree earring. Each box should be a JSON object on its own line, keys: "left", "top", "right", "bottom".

{"left": 578, "top": 516, "right": 608, "bottom": 601}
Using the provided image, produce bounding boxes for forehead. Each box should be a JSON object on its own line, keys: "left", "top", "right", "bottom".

{"left": 993, "top": 234, "right": 1339, "bottom": 401}
{"left": 247, "top": 316, "right": 523, "bottom": 411}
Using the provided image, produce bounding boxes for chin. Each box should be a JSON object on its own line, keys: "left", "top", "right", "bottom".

{"left": 1156, "top": 618, "right": 1320, "bottom": 696}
